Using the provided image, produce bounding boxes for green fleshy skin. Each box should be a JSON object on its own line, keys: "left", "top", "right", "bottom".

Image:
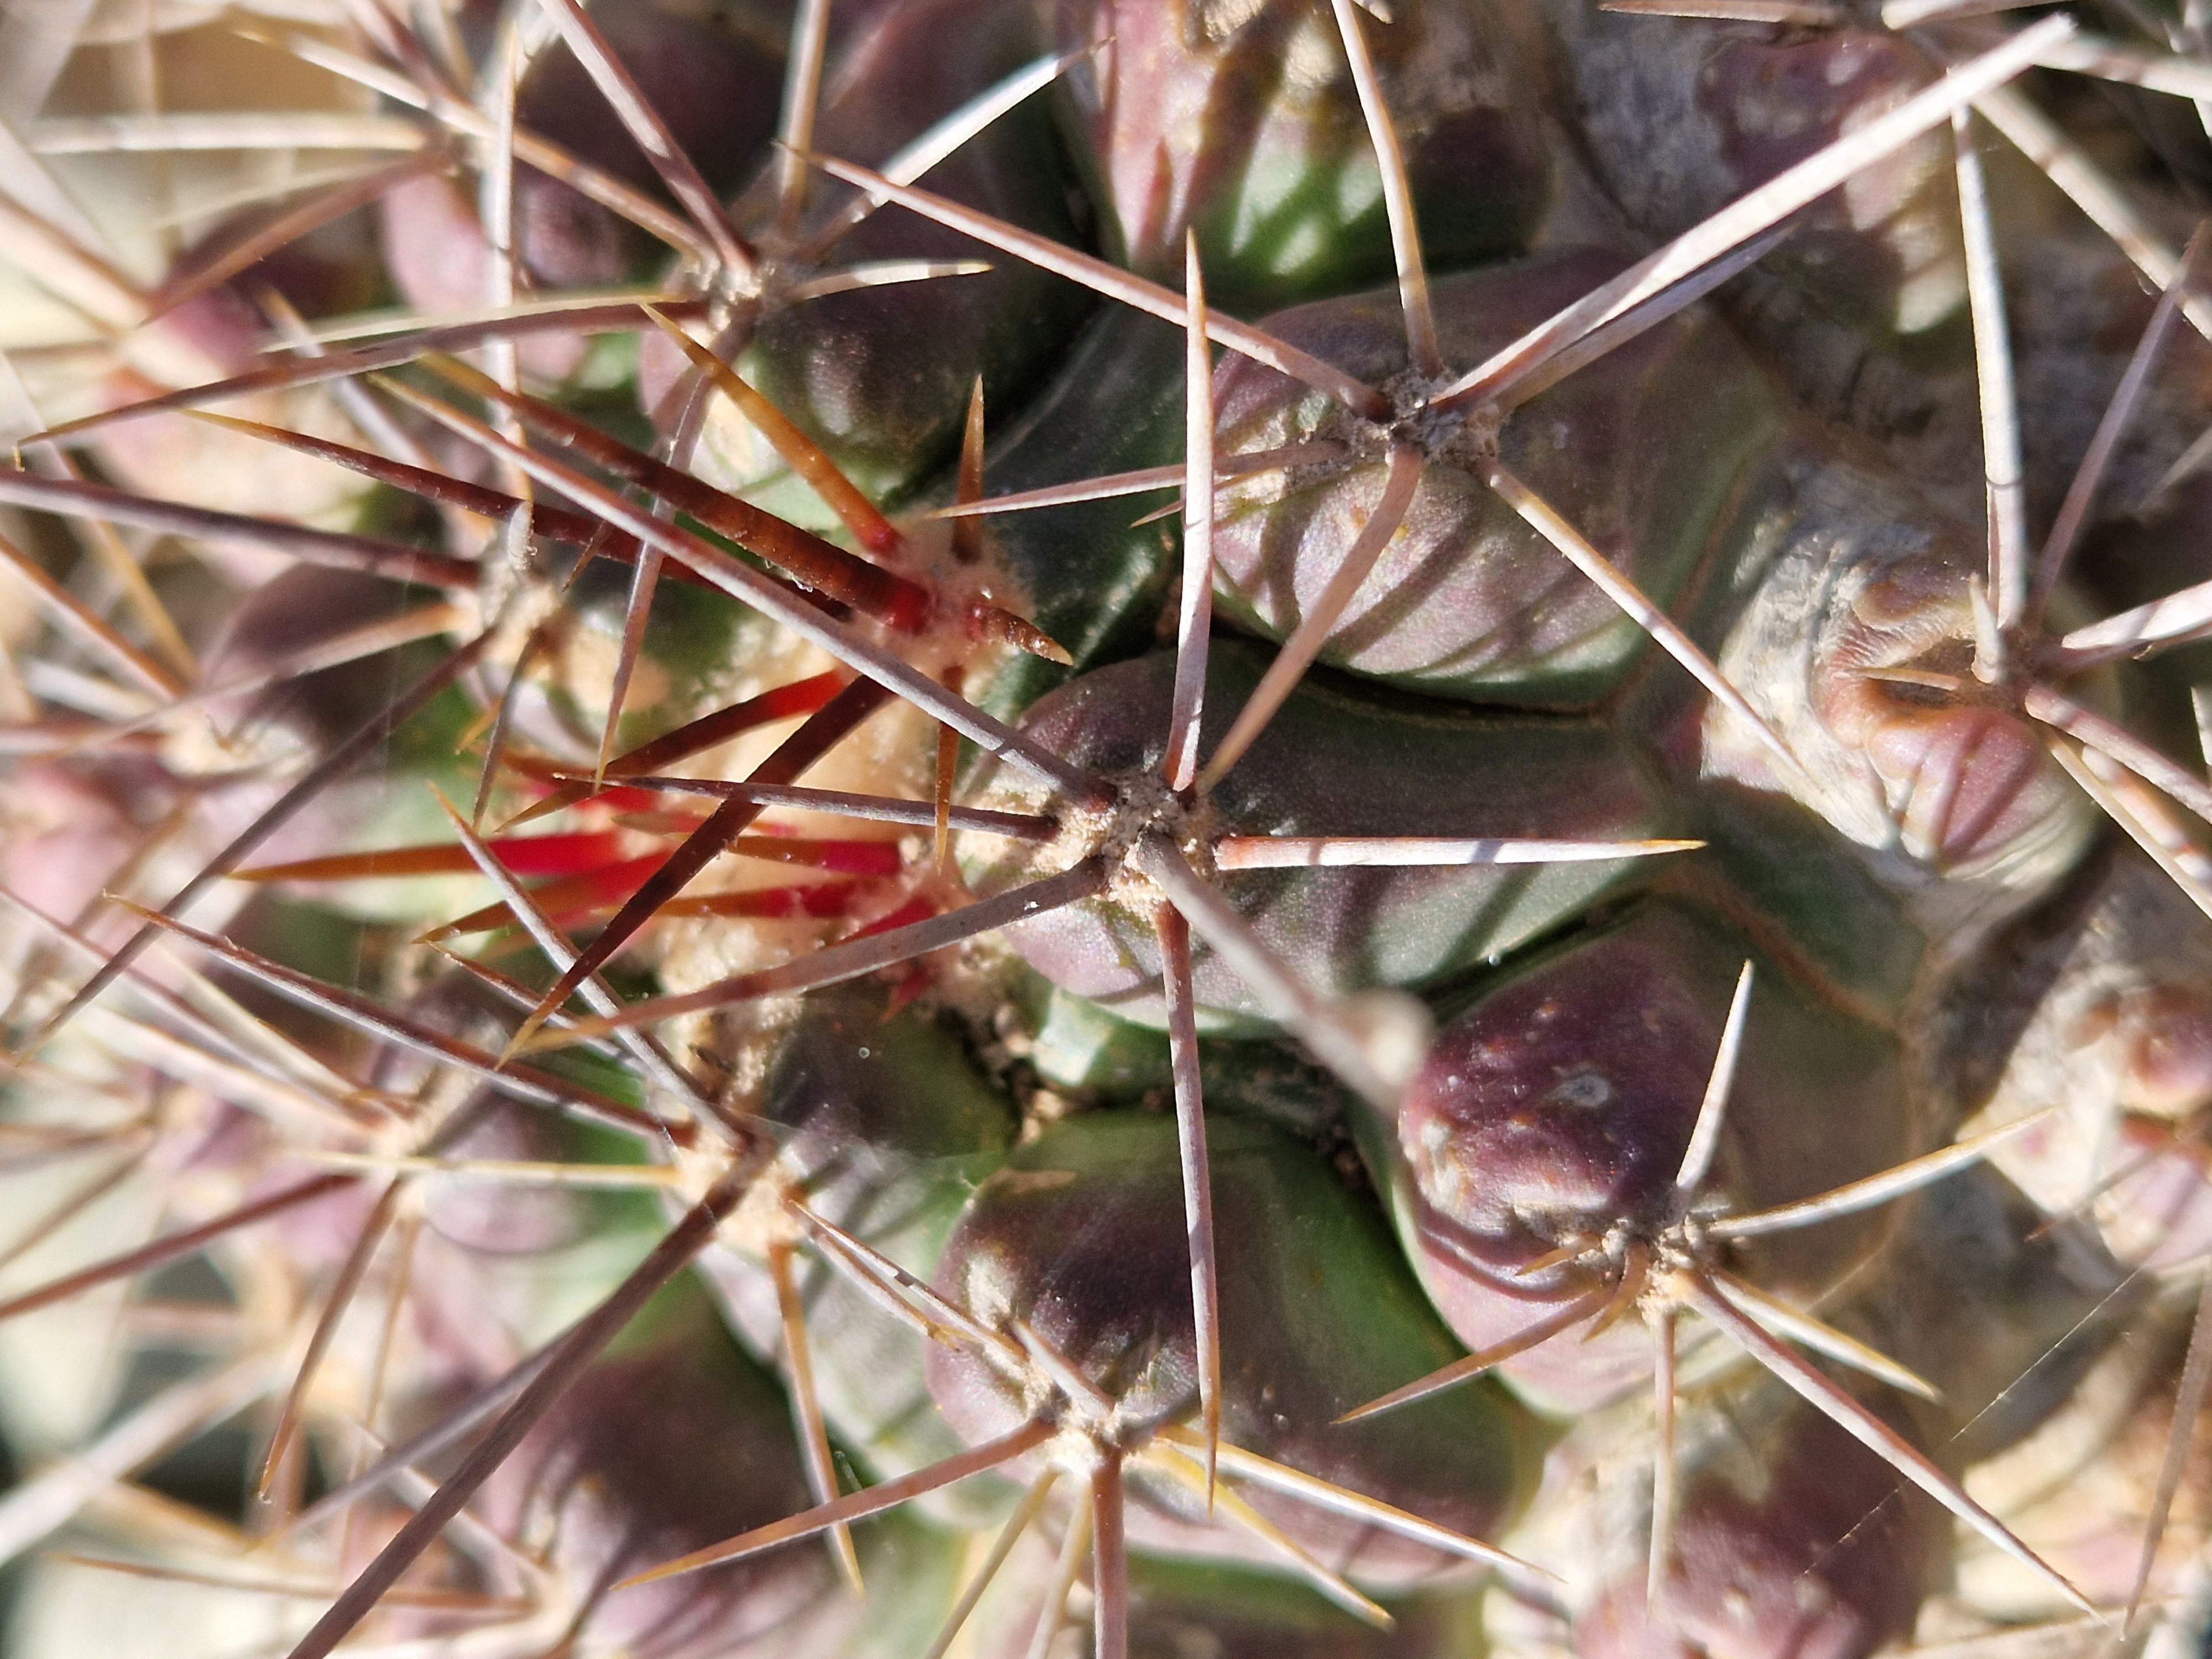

{"left": 12, "top": 2, "right": 2210, "bottom": 1652}
{"left": 1661, "top": 783, "right": 1933, "bottom": 1022}
{"left": 1052, "top": 0, "right": 1551, "bottom": 313}
{"left": 968, "top": 305, "right": 1188, "bottom": 722}
{"left": 967, "top": 641, "right": 1676, "bottom": 1031}
{"left": 691, "top": 989, "right": 1020, "bottom": 1525}
{"left": 1207, "top": 250, "right": 1782, "bottom": 707}
{"left": 710, "top": 0, "right": 1096, "bottom": 514}
{"left": 972, "top": 1545, "right": 1494, "bottom": 1658}
{"left": 1026, "top": 983, "right": 1354, "bottom": 1136}
{"left": 927, "top": 1112, "right": 1542, "bottom": 1583}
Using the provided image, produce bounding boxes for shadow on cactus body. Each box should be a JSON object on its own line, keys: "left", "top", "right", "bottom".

{"left": 509, "top": 0, "right": 797, "bottom": 270}
{"left": 481, "top": 1277, "right": 833, "bottom": 1658}
{"left": 1937, "top": 843, "right": 2212, "bottom": 1272}
{"left": 381, "top": 0, "right": 797, "bottom": 383}
{"left": 18, "top": 1, "right": 2212, "bottom": 1654}
{"left": 1578, "top": 1390, "right": 1940, "bottom": 1659}
{"left": 200, "top": 566, "right": 448, "bottom": 765}
{"left": 667, "top": 0, "right": 1095, "bottom": 514}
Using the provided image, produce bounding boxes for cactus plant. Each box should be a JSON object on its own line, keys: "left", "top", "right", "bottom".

{"left": 13, "top": 1, "right": 2212, "bottom": 1656}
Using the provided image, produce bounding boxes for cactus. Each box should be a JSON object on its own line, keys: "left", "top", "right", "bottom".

{"left": 12, "top": 1, "right": 2212, "bottom": 1656}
